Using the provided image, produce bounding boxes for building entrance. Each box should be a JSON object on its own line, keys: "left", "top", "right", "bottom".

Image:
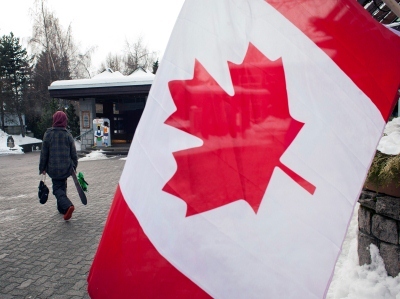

{"left": 95, "top": 94, "right": 147, "bottom": 144}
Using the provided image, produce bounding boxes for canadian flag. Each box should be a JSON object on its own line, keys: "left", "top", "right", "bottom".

{"left": 88, "top": 0, "right": 400, "bottom": 298}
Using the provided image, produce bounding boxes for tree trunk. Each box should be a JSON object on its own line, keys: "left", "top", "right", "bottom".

{"left": 0, "top": 98, "right": 5, "bottom": 132}
{"left": 0, "top": 81, "right": 4, "bottom": 131}
{"left": 17, "top": 112, "right": 25, "bottom": 137}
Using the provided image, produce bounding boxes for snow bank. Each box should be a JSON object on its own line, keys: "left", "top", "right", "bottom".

{"left": 0, "top": 129, "right": 40, "bottom": 156}
{"left": 75, "top": 140, "right": 81, "bottom": 151}
{"left": 377, "top": 117, "right": 400, "bottom": 155}
{"left": 78, "top": 150, "right": 108, "bottom": 161}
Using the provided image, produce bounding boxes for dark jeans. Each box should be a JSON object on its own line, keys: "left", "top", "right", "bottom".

{"left": 52, "top": 179, "right": 73, "bottom": 214}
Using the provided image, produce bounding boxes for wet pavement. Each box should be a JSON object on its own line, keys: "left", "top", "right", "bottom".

{"left": 0, "top": 151, "right": 126, "bottom": 298}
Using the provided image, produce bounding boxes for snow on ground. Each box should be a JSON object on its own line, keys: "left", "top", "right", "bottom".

{"left": 75, "top": 140, "right": 81, "bottom": 151}
{"left": 78, "top": 150, "right": 108, "bottom": 161}
{"left": 0, "top": 129, "right": 80, "bottom": 155}
{"left": 0, "top": 129, "right": 41, "bottom": 155}
{"left": 377, "top": 117, "right": 400, "bottom": 155}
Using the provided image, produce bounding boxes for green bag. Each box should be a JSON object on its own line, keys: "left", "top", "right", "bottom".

{"left": 77, "top": 172, "right": 89, "bottom": 192}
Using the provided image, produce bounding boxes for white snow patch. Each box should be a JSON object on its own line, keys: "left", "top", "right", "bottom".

{"left": 78, "top": 150, "right": 108, "bottom": 161}
{"left": 0, "top": 129, "right": 81, "bottom": 155}
{"left": 377, "top": 117, "right": 400, "bottom": 155}
{"left": 75, "top": 140, "right": 81, "bottom": 151}
{"left": 0, "top": 129, "right": 41, "bottom": 155}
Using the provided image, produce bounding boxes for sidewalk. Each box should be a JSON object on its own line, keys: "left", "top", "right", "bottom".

{"left": 0, "top": 152, "right": 126, "bottom": 298}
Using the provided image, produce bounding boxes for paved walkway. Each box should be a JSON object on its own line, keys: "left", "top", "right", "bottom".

{"left": 0, "top": 152, "right": 126, "bottom": 298}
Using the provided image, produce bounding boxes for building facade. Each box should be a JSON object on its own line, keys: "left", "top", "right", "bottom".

{"left": 49, "top": 68, "right": 154, "bottom": 150}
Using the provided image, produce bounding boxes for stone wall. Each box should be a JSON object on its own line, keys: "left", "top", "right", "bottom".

{"left": 358, "top": 190, "right": 400, "bottom": 277}
{"left": 79, "top": 98, "right": 96, "bottom": 151}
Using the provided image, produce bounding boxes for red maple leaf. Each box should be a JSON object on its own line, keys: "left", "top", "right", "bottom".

{"left": 163, "top": 43, "right": 315, "bottom": 217}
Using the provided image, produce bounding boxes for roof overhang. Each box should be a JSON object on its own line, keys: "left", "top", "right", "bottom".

{"left": 49, "top": 84, "right": 152, "bottom": 99}
{"left": 48, "top": 68, "right": 155, "bottom": 99}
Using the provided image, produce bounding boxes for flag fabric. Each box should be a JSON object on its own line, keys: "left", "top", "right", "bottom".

{"left": 88, "top": 0, "right": 400, "bottom": 298}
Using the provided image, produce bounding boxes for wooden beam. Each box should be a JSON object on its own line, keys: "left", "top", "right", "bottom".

{"left": 382, "top": 0, "right": 400, "bottom": 18}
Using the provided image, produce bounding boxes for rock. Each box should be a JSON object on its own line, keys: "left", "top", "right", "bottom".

{"left": 358, "top": 232, "right": 378, "bottom": 265}
{"left": 371, "top": 214, "right": 398, "bottom": 245}
{"left": 376, "top": 196, "right": 400, "bottom": 221}
{"left": 358, "top": 205, "right": 373, "bottom": 234}
{"left": 358, "top": 195, "right": 376, "bottom": 211}
{"left": 379, "top": 242, "right": 400, "bottom": 277}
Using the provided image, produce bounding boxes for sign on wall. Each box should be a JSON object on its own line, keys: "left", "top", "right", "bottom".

{"left": 82, "top": 111, "right": 91, "bottom": 129}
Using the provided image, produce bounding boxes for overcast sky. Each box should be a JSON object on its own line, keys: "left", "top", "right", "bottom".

{"left": 0, "top": 0, "right": 185, "bottom": 72}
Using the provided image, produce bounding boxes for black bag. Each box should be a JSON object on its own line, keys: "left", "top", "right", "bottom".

{"left": 38, "top": 175, "right": 49, "bottom": 204}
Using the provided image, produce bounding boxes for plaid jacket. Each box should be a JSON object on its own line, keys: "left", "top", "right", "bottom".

{"left": 39, "top": 127, "right": 78, "bottom": 180}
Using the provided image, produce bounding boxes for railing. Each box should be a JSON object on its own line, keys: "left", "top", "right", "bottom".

{"left": 74, "top": 128, "right": 93, "bottom": 141}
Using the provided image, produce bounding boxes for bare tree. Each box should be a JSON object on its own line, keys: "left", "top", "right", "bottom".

{"left": 122, "top": 36, "right": 157, "bottom": 75}
{"left": 75, "top": 48, "right": 95, "bottom": 78}
{"left": 27, "top": 0, "right": 93, "bottom": 138}
{"left": 29, "top": 0, "right": 93, "bottom": 80}
{"left": 97, "top": 36, "right": 158, "bottom": 75}
{"left": 99, "top": 52, "right": 124, "bottom": 73}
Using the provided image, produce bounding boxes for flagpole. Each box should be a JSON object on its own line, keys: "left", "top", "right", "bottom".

{"left": 382, "top": 0, "right": 400, "bottom": 18}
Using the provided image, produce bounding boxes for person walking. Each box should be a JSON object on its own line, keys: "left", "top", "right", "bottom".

{"left": 39, "top": 111, "right": 78, "bottom": 221}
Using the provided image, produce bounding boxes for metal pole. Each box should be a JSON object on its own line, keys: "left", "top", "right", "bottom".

{"left": 398, "top": 96, "right": 400, "bottom": 117}
{"left": 381, "top": 0, "right": 400, "bottom": 18}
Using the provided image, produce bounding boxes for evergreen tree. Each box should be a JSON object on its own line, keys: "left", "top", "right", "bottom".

{"left": 0, "top": 32, "right": 31, "bottom": 136}
{"left": 27, "top": 49, "right": 71, "bottom": 138}
{"left": 152, "top": 59, "right": 159, "bottom": 75}
{"left": 36, "top": 98, "right": 58, "bottom": 139}
{"left": 66, "top": 102, "right": 80, "bottom": 138}
{"left": 0, "top": 48, "right": 7, "bottom": 131}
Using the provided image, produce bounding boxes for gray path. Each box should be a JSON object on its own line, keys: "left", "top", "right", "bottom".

{"left": 0, "top": 152, "right": 126, "bottom": 298}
